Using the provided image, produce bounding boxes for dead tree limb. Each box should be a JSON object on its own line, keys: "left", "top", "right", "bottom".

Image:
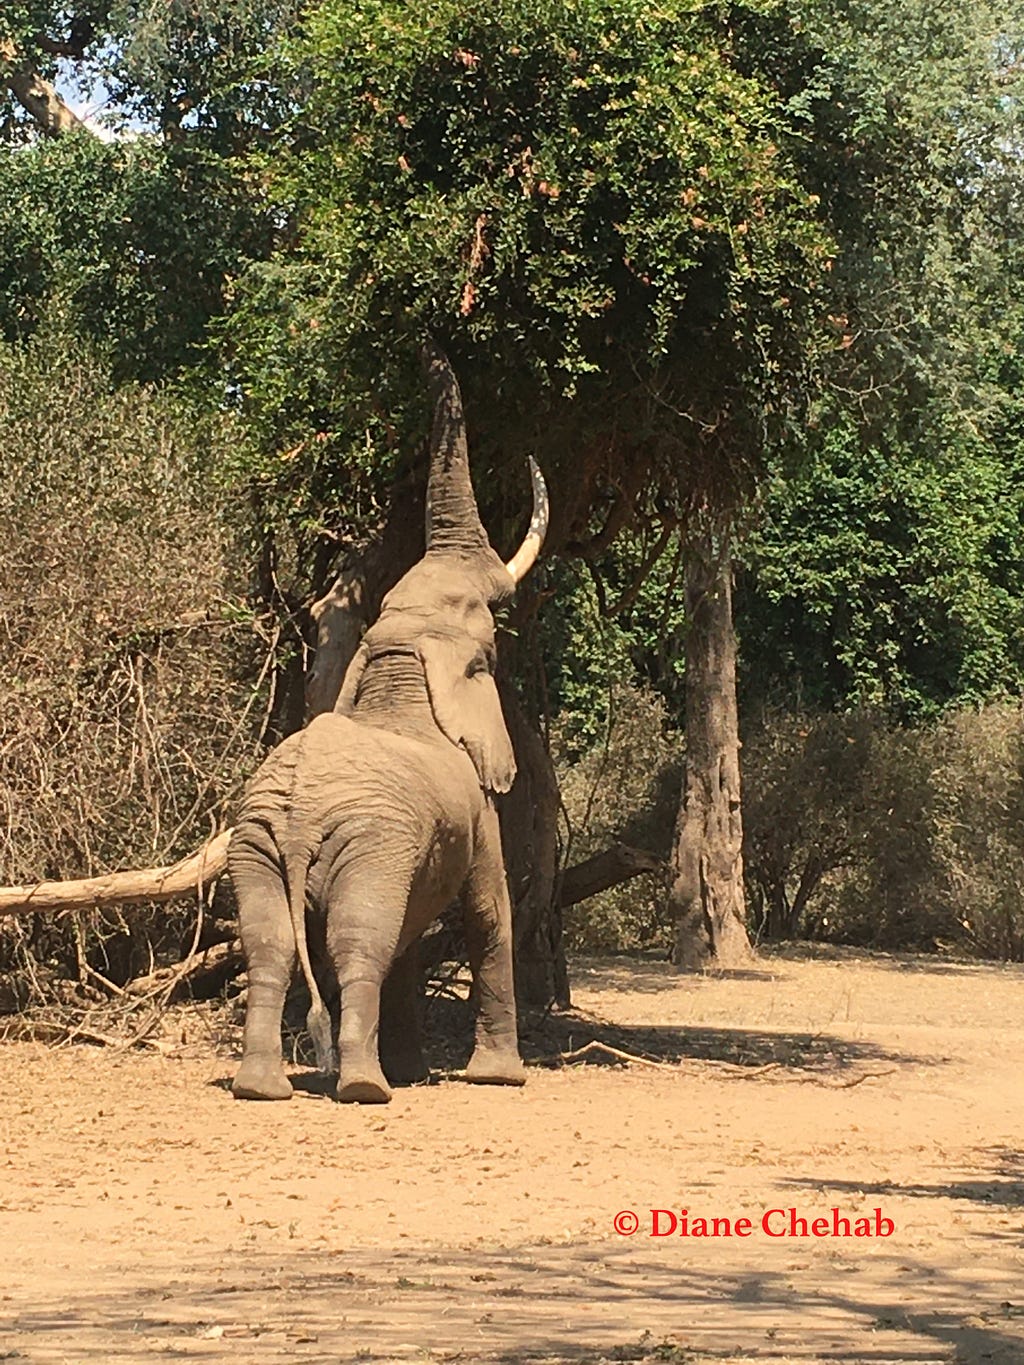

{"left": 553, "top": 1040, "right": 675, "bottom": 1068}
{"left": 0, "top": 832, "right": 663, "bottom": 924}
{"left": 126, "top": 938, "right": 244, "bottom": 1000}
{"left": 558, "top": 843, "right": 666, "bottom": 908}
{"left": 0, "top": 831, "right": 231, "bottom": 917}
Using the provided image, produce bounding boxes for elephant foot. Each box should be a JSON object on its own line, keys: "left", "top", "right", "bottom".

{"left": 464, "top": 1042, "right": 527, "bottom": 1087}
{"left": 232, "top": 1055, "right": 293, "bottom": 1101}
{"left": 336, "top": 1062, "right": 392, "bottom": 1104}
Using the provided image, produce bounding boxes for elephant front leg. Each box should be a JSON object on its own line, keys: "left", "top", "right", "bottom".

{"left": 463, "top": 808, "right": 526, "bottom": 1087}
{"left": 231, "top": 841, "right": 296, "bottom": 1101}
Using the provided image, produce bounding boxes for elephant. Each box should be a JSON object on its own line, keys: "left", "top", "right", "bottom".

{"left": 229, "top": 341, "right": 549, "bottom": 1104}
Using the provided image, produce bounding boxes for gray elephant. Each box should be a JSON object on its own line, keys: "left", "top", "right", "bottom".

{"left": 229, "top": 342, "right": 548, "bottom": 1103}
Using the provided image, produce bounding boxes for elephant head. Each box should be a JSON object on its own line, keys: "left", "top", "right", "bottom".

{"left": 334, "top": 342, "right": 548, "bottom": 793}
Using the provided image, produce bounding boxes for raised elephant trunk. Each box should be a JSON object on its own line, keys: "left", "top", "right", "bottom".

{"left": 422, "top": 340, "right": 548, "bottom": 579}
{"left": 423, "top": 340, "right": 491, "bottom": 555}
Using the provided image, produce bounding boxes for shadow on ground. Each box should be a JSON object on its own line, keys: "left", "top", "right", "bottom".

{"left": 422, "top": 993, "right": 929, "bottom": 1079}
{"left": 761, "top": 943, "right": 1024, "bottom": 982}
{"left": 566, "top": 957, "right": 781, "bottom": 996}
{"left": 210, "top": 991, "right": 932, "bottom": 1093}
{"left": 4, "top": 1239, "right": 1023, "bottom": 1364}
{"left": 784, "top": 1145, "right": 1024, "bottom": 1210}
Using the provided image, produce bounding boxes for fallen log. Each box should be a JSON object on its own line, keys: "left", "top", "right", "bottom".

{"left": 0, "top": 830, "right": 231, "bottom": 917}
{"left": 126, "top": 938, "right": 244, "bottom": 1000}
{"left": 0, "top": 834, "right": 663, "bottom": 922}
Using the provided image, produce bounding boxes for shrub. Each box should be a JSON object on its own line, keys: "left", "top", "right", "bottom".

{"left": 0, "top": 341, "right": 269, "bottom": 1000}
{"left": 742, "top": 703, "right": 1024, "bottom": 960}
{"left": 554, "top": 682, "right": 679, "bottom": 954}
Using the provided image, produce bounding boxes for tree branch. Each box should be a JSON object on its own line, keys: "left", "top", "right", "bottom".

{"left": 0, "top": 36, "right": 94, "bottom": 138}
{"left": 558, "top": 843, "right": 666, "bottom": 908}
{"left": 34, "top": 18, "right": 97, "bottom": 61}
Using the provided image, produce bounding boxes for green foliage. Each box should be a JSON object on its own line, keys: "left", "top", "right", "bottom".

{"left": 223, "top": 0, "right": 836, "bottom": 560}
{"left": 737, "top": 414, "right": 1024, "bottom": 718}
{"left": 726, "top": 0, "right": 1024, "bottom": 720}
{"left": 1, "top": 1, "right": 302, "bottom": 147}
{"left": 97, "top": 0, "right": 303, "bottom": 148}
{"left": 540, "top": 531, "right": 689, "bottom": 755}
{"left": 784, "top": 0, "right": 1024, "bottom": 410}
{"left": 0, "top": 134, "right": 274, "bottom": 381}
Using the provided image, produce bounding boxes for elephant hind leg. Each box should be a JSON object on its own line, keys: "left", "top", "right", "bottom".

{"left": 327, "top": 876, "right": 409, "bottom": 1104}
{"left": 231, "top": 838, "right": 297, "bottom": 1101}
{"left": 335, "top": 972, "right": 392, "bottom": 1104}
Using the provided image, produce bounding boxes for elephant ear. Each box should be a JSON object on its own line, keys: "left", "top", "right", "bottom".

{"left": 334, "top": 642, "right": 370, "bottom": 715}
{"left": 417, "top": 634, "right": 516, "bottom": 794}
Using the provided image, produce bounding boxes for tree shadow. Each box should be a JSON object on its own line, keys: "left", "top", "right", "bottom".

{"left": 784, "top": 1145, "right": 1024, "bottom": 1210}
{"left": 986, "top": 1146, "right": 1024, "bottom": 1180}
{"left": 7, "top": 1241, "right": 1023, "bottom": 1363}
{"left": 765, "top": 943, "right": 1024, "bottom": 981}
{"left": 783, "top": 1174, "right": 1024, "bottom": 1209}
{"left": 423, "top": 993, "right": 928, "bottom": 1078}
{"left": 675, "top": 966, "right": 780, "bottom": 981}
{"left": 554, "top": 957, "right": 783, "bottom": 997}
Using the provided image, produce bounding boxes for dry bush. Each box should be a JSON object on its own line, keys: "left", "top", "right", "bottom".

{"left": 554, "top": 682, "right": 679, "bottom": 954}
{"left": 743, "top": 703, "right": 1024, "bottom": 959}
{"left": 742, "top": 709, "right": 884, "bottom": 943}
{"left": 0, "top": 342, "right": 271, "bottom": 1002}
{"left": 900, "top": 704, "right": 1024, "bottom": 960}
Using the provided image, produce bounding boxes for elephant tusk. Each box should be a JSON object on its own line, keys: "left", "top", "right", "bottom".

{"left": 505, "top": 457, "right": 549, "bottom": 584}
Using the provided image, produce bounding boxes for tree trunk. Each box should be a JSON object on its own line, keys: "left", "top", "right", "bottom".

{"left": 305, "top": 478, "right": 423, "bottom": 717}
{"left": 499, "top": 685, "right": 569, "bottom": 1010}
{"left": 670, "top": 532, "right": 752, "bottom": 969}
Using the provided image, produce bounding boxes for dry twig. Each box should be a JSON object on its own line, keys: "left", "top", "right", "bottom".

{"left": 545, "top": 1040, "right": 676, "bottom": 1069}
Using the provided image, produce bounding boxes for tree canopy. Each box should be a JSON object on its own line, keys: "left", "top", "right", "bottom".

{"left": 224, "top": 0, "right": 836, "bottom": 559}
{"left": 3, "top": 0, "right": 1024, "bottom": 974}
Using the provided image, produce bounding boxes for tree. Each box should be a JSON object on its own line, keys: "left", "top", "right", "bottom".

{"left": 0, "top": 134, "right": 277, "bottom": 381}
{"left": 0, "top": 4, "right": 95, "bottom": 138}
{"left": 1, "top": 2, "right": 301, "bottom": 146}
{"left": 728, "top": 0, "right": 1024, "bottom": 725}
{"left": 7, "top": 0, "right": 1022, "bottom": 999}
{"left": 222, "top": 0, "right": 837, "bottom": 982}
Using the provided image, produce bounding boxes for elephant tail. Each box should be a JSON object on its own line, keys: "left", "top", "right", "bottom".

{"left": 280, "top": 838, "right": 336, "bottom": 1075}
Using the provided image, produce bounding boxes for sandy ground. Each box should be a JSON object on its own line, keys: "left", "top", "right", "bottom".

{"left": 1, "top": 947, "right": 1023, "bottom": 1364}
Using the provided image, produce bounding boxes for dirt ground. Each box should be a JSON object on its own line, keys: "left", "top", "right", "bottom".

{"left": 1, "top": 947, "right": 1022, "bottom": 1365}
